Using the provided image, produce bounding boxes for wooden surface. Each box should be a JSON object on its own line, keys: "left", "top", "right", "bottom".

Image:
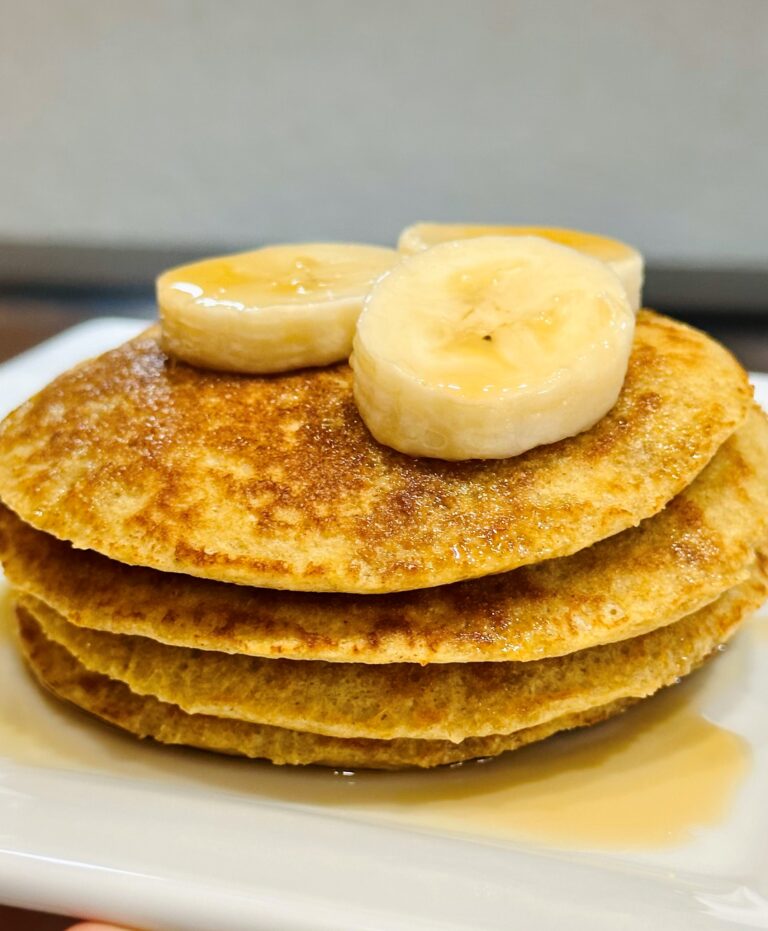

{"left": 0, "top": 296, "right": 766, "bottom": 931}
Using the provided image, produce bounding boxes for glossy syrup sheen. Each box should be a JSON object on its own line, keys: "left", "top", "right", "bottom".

{"left": 158, "top": 244, "right": 396, "bottom": 309}
{"left": 330, "top": 693, "right": 749, "bottom": 849}
{"left": 0, "top": 581, "right": 755, "bottom": 852}
{"left": 167, "top": 254, "right": 336, "bottom": 303}
{"left": 409, "top": 225, "right": 635, "bottom": 262}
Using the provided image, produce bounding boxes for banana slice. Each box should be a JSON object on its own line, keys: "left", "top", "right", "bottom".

{"left": 158, "top": 243, "right": 398, "bottom": 373}
{"left": 352, "top": 236, "right": 635, "bottom": 460}
{"left": 398, "top": 223, "right": 644, "bottom": 311}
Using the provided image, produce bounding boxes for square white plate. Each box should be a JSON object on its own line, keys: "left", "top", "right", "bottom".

{"left": 1, "top": 319, "right": 767, "bottom": 931}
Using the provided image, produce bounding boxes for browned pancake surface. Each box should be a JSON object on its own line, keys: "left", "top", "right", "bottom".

{"left": 13, "top": 607, "right": 641, "bottom": 768}
{"left": 2, "top": 407, "right": 766, "bottom": 662}
{"left": 0, "top": 312, "right": 751, "bottom": 592}
{"left": 19, "top": 552, "right": 768, "bottom": 742}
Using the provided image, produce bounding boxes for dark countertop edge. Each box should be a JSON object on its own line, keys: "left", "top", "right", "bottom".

{"left": 0, "top": 240, "right": 766, "bottom": 313}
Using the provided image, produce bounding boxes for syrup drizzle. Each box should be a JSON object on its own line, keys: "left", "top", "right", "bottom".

{"left": 0, "top": 584, "right": 754, "bottom": 850}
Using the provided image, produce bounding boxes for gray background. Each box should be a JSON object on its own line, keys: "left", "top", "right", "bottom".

{"left": 1, "top": 0, "right": 767, "bottom": 267}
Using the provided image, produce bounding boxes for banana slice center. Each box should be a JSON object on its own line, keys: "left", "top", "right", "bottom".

{"left": 352, "top": 236, "right": 635, "bottom": 459}
{"left": 165, "top": 246, "right": 392, "bottom": 311}
{"left": 384, "top": 246, "right": 627, "bottom": 398}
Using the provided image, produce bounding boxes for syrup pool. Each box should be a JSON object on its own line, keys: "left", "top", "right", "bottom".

{"left": 0, "top": 580, "right": 757, "bottom": 851}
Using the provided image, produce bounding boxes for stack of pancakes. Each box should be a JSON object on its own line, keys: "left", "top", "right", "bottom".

{"left": 0, "top": 311, "right": 767, "bottom": 769}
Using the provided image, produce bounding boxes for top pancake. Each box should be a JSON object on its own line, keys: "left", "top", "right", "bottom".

{"left": 0, "top": 311, "right": 751, "bottom": 593}
{"left": 2, "top": 406, "right": 767, "bottom": 662}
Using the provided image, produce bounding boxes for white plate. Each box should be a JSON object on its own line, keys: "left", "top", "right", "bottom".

{"left": 1, "top": 318, "right": 767, "bottom": 931}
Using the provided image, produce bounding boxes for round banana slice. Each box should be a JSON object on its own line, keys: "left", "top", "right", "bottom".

{"left": 158, "top": 243, "right": 398, "bottom": 373}
{"left": 352, "top": 236, "right": 635, "bottom": 460}
{"left": 398, "top": 223, "right": 644, "bottom": 311}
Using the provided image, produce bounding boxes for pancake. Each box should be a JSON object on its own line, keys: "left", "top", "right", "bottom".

{"left": 13, "top": 606, "right": 649, "bottom": 768}
{"left": 0, "top": 312, "right": 751, "bottom": 594}
{"left": 18, "top": 552, "right": 767, "bottom": 742}
{"left": 3, "top": 406, "right": 767, "bottom": 664}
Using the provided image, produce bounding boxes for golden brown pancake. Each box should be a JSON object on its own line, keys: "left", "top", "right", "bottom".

{"left": 12, "top": 606, "right": 646, "bottom": 768}
{"left": 18, "top": 552, "right": 768, "bottom": 742}
{"left": 0, "top": 312, "right": 751, "bottom": 593}
{"left": 19, "top": 567, "right": 760, "bottom": 768}
{"left": 3, "top": 406, "right": 766, "bottom": 663}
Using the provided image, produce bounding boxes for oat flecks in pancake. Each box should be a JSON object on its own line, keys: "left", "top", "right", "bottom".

{"left": 18, "top": 554, "right": 765, "bottom": 768}
{"left": 2, "top": 407, "right": 767, "bottom": 664}
{"left": 12, "top": 605, "right": 640, "bottom": 768}
{"left": 0, "top": 312, "right": 752, "bottom": 593}
{"left": 19, "top": 553, "right": 768, "bottom": 742}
